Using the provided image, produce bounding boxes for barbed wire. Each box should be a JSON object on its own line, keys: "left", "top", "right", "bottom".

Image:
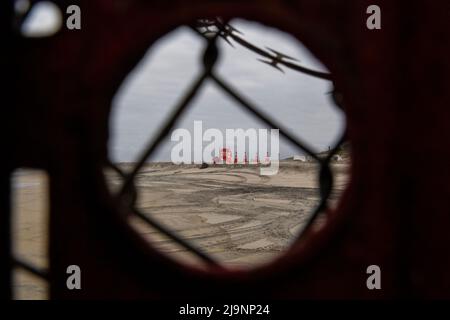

{"left": 195, "top": 18, "right": 332, "bottom": 80}
{"left": 115, "top": 23, "right": 344, "bottom": 267}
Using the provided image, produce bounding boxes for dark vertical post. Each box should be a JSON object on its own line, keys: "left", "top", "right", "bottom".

{"left": 0, "top": 0, "right": 14, "bottom": 300}
{"left": 0, "top": 171, "right": 12, "bottom": 300}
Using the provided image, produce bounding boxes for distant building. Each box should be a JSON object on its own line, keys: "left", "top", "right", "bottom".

{"left": 253, "top": 153, "right": 260, "bottom": 164}
{"left": 293, "top": 155, "right": 307, "bottom": 162}
{"left": 244, "top": 152, "right": 249, "bottom": 165}
{"left": 219, "top": 148, "right": 233, "bottom": 164}
{"left": 263, "top": 152, "right": 271, "bottom": 164}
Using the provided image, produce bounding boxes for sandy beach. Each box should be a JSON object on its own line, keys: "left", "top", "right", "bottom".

{"left": 110, "top": 160, "right": 350, "bottom": 267}
{"left": 12, "top": 160, "right": 349, "bottom": 299}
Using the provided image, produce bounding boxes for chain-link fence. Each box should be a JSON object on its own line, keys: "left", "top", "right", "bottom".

{"left": 108, "top": 18, "right": 346, "bottom": 267}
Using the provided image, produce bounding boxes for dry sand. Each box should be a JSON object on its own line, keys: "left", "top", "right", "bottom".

{"left": 111, "top": 161, "right": 350, "bottom": 268}
{"left": 11, "top": 170, "right": 49, "bottom": 300}
{"left": 12, "top": 160, "right": 350, "bottom": 299}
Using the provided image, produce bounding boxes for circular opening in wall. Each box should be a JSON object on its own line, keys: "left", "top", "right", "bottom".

{"left": 105, "top": 18, "right": 351, "bottom": 269}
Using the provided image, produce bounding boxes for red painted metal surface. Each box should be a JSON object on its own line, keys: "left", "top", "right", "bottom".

{"left": 1, "top": 0, "right": 450, "bottom": 299}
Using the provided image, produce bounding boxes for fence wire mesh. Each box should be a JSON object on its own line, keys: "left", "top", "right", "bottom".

{"left": 11, "top": 18, "right": 346, "bottom": 277}
{"left": 113, "top": 18, "right": 346, "bottom": 267}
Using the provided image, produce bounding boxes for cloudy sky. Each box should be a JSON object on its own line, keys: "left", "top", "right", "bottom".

{"left": 109, "top": 19, "right": 345, "bottom": 163}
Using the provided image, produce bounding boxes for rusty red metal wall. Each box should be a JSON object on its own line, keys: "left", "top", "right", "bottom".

{"left": 1, "top": 0, "right": 450, "bottom": 299}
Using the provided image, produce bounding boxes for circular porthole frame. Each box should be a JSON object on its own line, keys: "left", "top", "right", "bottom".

{"left": 96, "top": 4, "right": 355, "bottom": 292}
{"left": 10, "top": 0, "right": 360, "bottom": 299}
